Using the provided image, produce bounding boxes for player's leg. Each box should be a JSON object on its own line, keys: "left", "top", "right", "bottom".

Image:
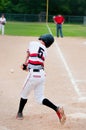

{"left": 2, "top": 25, "right": 4, "bottom": 35}
{"left": 16, "top": 73, "right": 33, "bottom": 119}
{"left": 34, "top": 82, "right": 66, "bottom": 124}
{"left": 56, "top": 24, "right": 59, "bottom": 37}
{"left": 59, "top": 24, "right": 63, "bottom": 37}
{"left": 17, "top": 98, "right": 27, "bottom": 119}
{"left": 42, "top": 98, "right": 66, "bottom": 124}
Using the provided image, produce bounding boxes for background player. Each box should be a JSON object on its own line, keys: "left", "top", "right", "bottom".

{"left": 53, "top": 14, "right": 65, "bottom": 37}
{"left": 0, "top": 14, "right": 6, "bottom": 35}
{"left": 16, "top": 34, "right": 66, "bottom": 124}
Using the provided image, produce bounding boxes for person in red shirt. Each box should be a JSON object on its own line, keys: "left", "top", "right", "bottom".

{"left": 53, "top": 15, "right": 65, "bottom": 37}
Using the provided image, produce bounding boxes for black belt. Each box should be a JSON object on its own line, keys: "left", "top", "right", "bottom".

{"left": 29, "top": 68, "right": 44, "bottom": 72}
{"left": 33, "top": 68, "right": 44, "bottom": 72}
{"left": 33, "top": 69, "right": 40, "bottom": 72}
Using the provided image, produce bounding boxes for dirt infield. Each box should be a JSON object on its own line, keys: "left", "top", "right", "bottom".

{"left": 0, "top": 35, "right": 86, "bottom": 130}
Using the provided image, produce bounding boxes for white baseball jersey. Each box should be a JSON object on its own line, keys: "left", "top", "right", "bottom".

{"left": 27, "top": 41, "right": 47, "bottom": 69}
{"left": 21, "top": 41, "right": 47, "bottom": 104}
{"left": 0, "top": 17, "right": 6, "bottom": 24}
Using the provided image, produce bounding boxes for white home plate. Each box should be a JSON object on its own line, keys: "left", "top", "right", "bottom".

{"left": 68, "top": 113, "right": 86, "bottom": 119}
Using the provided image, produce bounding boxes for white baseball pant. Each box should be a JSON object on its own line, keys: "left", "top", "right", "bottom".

{"left": 20, "top": 69, "right": 46, "bottom": 104}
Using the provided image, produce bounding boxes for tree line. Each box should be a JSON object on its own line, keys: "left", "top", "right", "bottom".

{"left": 0, "top": 0, "right": 86, "bottom": 16}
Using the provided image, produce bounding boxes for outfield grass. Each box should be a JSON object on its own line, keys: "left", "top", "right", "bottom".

{"left": 5, "top": 22, "right": 49, "bottom": 36}
{"left": 49, "top": 23, "right": 86, "bottom": 37}
{"left": 3, "top": 22, "right": 86, "bottom": 37}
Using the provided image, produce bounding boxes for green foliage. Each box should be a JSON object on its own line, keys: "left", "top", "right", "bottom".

{"left": 0, "top": 0, "right": 12, "bottom": 12}
{"left": 69, "top": 0, "right": 86, "bottom": 15}
{"left": 0, "top": 0, "right": 86, "bottom": 15}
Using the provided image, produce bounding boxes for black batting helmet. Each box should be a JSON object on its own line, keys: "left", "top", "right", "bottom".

{"left": 39, "top": 34, "right": 54, "bottom": 48}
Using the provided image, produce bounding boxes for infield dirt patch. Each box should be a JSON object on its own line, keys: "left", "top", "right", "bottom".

{"left": 0, "top": 35, "right": 86, "bottom": 130}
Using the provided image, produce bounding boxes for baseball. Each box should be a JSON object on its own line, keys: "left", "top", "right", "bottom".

{"left": 10, "top": 68, "right": 14, "bottom": 73}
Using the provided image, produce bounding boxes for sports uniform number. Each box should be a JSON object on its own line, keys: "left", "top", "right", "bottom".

{"left": 38, "top": 47, "right": 44, "bottom": 59}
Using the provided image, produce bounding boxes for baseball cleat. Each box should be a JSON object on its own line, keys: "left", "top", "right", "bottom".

{"left": 16, "top": 112, "right": 23, "bottom": 120}
{"left": 56, "top": 107, "right": 66, "bottom": 125}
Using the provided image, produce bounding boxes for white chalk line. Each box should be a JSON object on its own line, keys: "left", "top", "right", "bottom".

{"left": 46, "top": 23, "right": 85, "bottom": 100}
{"left": 76, "top": 79, "right": 86, "bottom": 82}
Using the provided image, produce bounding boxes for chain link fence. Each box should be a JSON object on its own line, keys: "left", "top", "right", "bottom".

{"left": 0, "top": 13, "right": 86, "bottom": 24}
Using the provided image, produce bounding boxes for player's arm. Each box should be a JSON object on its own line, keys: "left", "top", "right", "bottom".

{"left": 1, "top": 22, "right": 6, "bottom": 25}
{"left": 24, "top": 51, "right": 30, "bottom": 64}
{"left": 21, "top": 51, "right": 30, "bottom": 71}
{"left": 1, "top": 19, "right": 6, "bottom": 25}
{"left": 53, "top": 16, "right": 57, "bottom": 24}
{"left": 53, "top": 17, "right": 58, "bottom": 24}
{"left": 62, "top": 16, "right": 65, "bottom": 24}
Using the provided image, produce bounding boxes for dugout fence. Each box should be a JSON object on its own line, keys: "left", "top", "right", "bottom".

{"left": 0, "top": 13, "right": 86, "bottom": 24}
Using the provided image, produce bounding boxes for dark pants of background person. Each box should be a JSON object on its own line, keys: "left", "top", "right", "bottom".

{"left": 56, "top": 24, "right": 63, "bottom": 37}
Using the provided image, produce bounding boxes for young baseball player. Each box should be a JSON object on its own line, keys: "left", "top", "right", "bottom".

{"left": 16, "top": 34, "right": 66, "bottom": 124}
{"left": 0, "top": 14, "right": 6, "bottom": 35}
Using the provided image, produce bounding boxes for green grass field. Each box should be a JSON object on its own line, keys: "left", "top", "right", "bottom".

{"left": 3, "top": 22, "right": 86, "bottom": 37}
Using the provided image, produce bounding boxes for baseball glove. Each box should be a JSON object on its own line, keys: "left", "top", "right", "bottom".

{"left": 2, "top": 22, "right": 5, "bottom": 25}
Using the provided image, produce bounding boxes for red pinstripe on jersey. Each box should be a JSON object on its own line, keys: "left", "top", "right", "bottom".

{"left": 28, "top": 60, "right": 44, "bottom": 67}
{"left": 29, "top": 53, "right": 45, "bottom": 61}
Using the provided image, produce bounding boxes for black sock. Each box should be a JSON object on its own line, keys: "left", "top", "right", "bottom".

{"left": 42, "top": 98, "right": 58, "bottom": 112}
{"left": 18, "top": 98, "right": 27, "bottom": 113}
